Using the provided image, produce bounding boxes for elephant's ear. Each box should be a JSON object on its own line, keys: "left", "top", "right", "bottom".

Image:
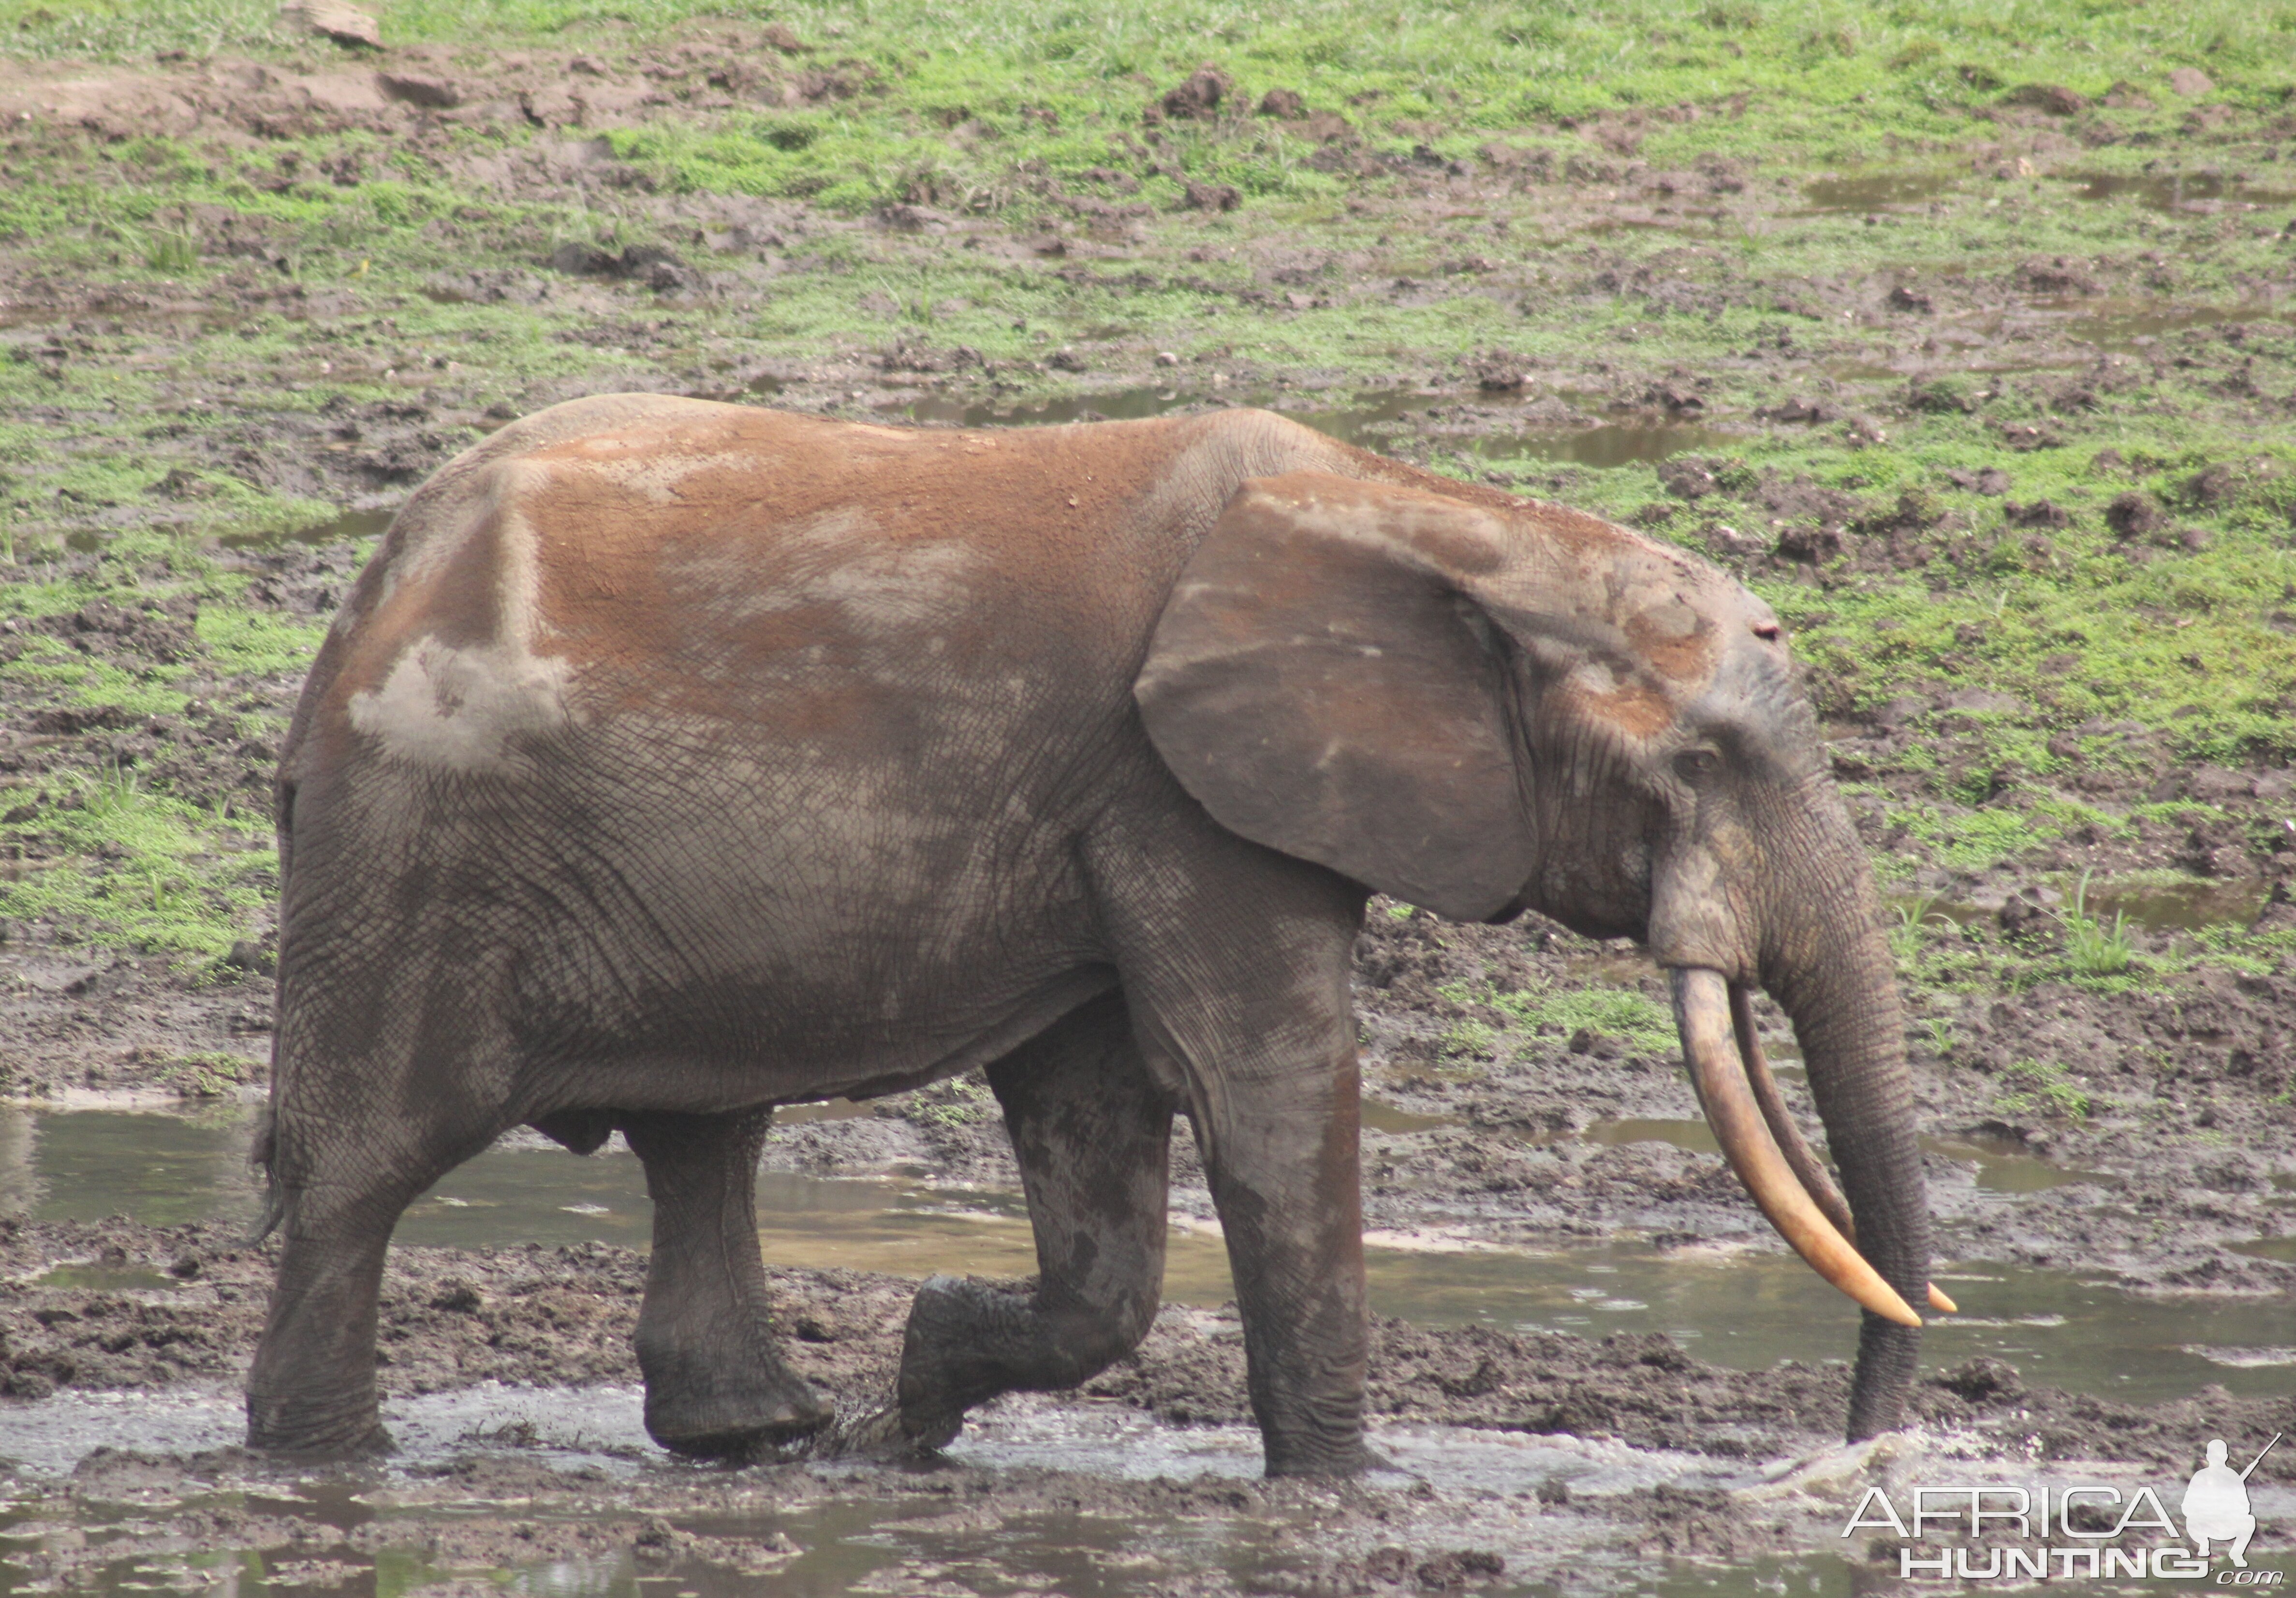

{"left": 1135, "top": 472, "right": 1535, "bottom": 921}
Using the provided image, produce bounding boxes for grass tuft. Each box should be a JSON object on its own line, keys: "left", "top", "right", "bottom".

{"left": 2062, "top": 873, "right": 2136, "bottom": 977}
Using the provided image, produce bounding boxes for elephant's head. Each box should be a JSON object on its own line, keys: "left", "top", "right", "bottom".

{"left": 1135, "top": 471, "right": 1932, "bottom": 1441}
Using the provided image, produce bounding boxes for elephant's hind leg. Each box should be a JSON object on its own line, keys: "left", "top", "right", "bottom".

{"left": 619, "top": 1108, "right": 833, "bottom": 1457}
{"left": 247, "top": 1099, "right": 485, "bottom": 1456}
{"left": 894, "top": 991, "right": 1176, "bottom": 1448}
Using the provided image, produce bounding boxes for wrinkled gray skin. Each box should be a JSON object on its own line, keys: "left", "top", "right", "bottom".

{"left": 248, "top": 395, "right": 1927, "bottom": 1474}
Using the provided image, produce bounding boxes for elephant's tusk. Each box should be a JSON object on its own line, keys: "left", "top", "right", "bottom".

{"left": 1670, "top": 968, "right": 1923, "bottom": 1329}
{"left": 1727, "top": 984, "right": 1956, "bottom": 1316}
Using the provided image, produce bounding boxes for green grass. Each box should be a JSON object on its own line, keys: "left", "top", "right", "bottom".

{"left": 6, "top": 0, "right": 2281, "bottom": 145}
{"left": 0, "top": 766, "right": 277, "bottom": 960}
{"left": 1992, "top": 1056, "right": 2095, "bottom": 1122}
{"left": 2, "top": 0, "right": 2293, "bottom": 985}
{"left": 2061, "top": 873, "right": 2137, "bottom": 977}
{"left": 1441, "top": 977, "right": 1678, "bottom": 1056}
{"left": 1889, "top": 894, "right": 1946, "bottom": 964}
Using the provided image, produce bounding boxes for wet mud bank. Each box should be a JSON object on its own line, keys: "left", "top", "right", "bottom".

{"left": 2, "top": 1214, "right": 2291, "bottom": 1598}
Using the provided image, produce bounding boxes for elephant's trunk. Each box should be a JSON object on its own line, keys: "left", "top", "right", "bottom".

{"left": 1664, "top": 774, "right": 1933, "bottom": 1442}
{"left": 1758, "top": 783, "right": 1931, "bottom": 1441}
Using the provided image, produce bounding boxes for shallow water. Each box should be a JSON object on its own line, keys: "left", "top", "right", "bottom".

{"left": 0, "top": 1383, "right": 1769, "bottom": 1597}
{"left": 2066, "top": 171, "right": 2296, "bottom": 214}
{"left": 5, "top": 1386, "right": 2290, "bottom": 1598}
{"left": 1897, "top": 875, "right": 2270, "bottom": 936}
{"left": 218, "top": 505, "right": 394, "bottom": 551}
{"left": 6, "top": 1105, "right": 2289, "bottom": 1405}
{"left": 1799, "top": 172, "right": 1960, "bottom": 213}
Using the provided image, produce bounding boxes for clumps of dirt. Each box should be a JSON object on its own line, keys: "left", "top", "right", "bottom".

{"left": 1942, "top": 963, "right": 2296, "bottom": 1143}
{"left": 0, "top": 1217, "right": 909, "bottom": 1403}
{"left": 11, "top": 1217, "right": 2281, "bottom": 1485}
{"left": 545, "top": 241, "right": 698, "bottom": 293}
{"left": 0, "top": 26, "right": 882, "bottom": 145}
{"left": 2105, "top": 488, "right": 2167, "bottom": 537}
{"left": 1146, "top": 65, "right": 1232, "bottom": 125}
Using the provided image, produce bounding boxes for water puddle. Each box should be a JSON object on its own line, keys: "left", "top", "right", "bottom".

{"left": 4, "top": 1425, "right": 2290, "bottom": 1598}
{"left": 1281, "top": 390, "right": 1737, "bottom": 467}
{"left": 2059, "top": 299, "right": 2293, "bottom": 348}
{"left": 1927, "top": 1132, "right": 2122, "bottom": 1195}
{"left": 1799, "top": 172, "right": 1960, "bottom": 213}
{"left": 2065, "top": 171, "right": 2296, "bottom": 213}
{"left": 1361, "top": 1098, "right": 1457, "bottom": 1135}
{"left": 7, "top": 1105, "right": 2287, "bottom": 1406}
{"left": 1894, "top": 875, "right": 2270, "bottom": 936}
{"left": 0, "top": 1384, "right": 1752, "bottom": 1596}
{"left": 2087, "top": 878, "right": 2271, "bottom": 932}
{"left": 218, "top": 505, "right": 395, "bottom": 552}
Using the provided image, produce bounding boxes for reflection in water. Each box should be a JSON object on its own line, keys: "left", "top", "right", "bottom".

{"left": 1893, "top": 875, "right": 2269, "bottom": 936}
{"left": 1360, "top": 1098, "right": 1456, "bottom": 1135}
{"left": 2066, "top": 171, "right": 2296, "bottom": 213}
{"left": 1799, "top": 172, "right": 1960, "bottom": 212}
{"left": 3, "top": 1107, "right": 2288, "bottom": 1403}
{"left": 2087, "top": 877, "right": 2271, "bottom": 932}
{"left": 220, "top": 504, "right": 395, "bottom": 551}
{"left": 2062, "top": 300, "right": 2292, "bottom": 348}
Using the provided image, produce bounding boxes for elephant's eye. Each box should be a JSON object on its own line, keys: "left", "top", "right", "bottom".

{"left": 1673, "top": 749, "right": 1720, "bottom": 784}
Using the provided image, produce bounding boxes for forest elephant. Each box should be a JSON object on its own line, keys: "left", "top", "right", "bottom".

{"left": 247, "top": 394, "right": 1938, "bottom": 1476}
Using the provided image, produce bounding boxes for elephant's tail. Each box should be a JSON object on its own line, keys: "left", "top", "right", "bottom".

{"left": 245, "top": 1102, "right": 287, "bottom": 1245}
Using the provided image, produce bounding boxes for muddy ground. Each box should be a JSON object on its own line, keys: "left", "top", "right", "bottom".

{"left": 1, "top": 11, "right": 2294, "bottom": 1594}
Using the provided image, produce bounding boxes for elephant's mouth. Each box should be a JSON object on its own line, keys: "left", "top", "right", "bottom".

{"left": 1666, "top": 967, "right": 1951, "bottom": 1328}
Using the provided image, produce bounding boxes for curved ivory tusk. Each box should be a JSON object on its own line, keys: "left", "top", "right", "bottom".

{"left": 1670, "top": 967, "right": 1922, "bottom": 1329}
{"left": 1726, "top": 984, "right": 1957, "bottom": 1317}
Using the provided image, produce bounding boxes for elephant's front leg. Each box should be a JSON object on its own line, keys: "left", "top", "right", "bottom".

{"left": 1183, "top": 1037, "right": 1369, "bottom": 1476}
{"left": 1101, "top": 832, "right": 1374, "bottom": 1477}
{"left": 618, "top": 1108, "right": 832, "bottom": 1456}
{"left": 894, "top": 991, "right": 1176, "bottom": 1447}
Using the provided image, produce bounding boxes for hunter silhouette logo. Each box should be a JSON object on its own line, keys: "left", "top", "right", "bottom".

{"left": 2186, "top": 1435, "right": 2278, "bottom": 1569}
{"left": 1845, "top": 1431, "right": 2284, "bottom": 1582}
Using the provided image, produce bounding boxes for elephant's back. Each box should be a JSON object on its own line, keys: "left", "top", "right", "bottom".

{"left": 287, "top": 399, "right": 1300, "bottom": 787}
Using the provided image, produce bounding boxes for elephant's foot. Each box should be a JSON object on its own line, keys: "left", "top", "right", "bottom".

{"left": 245, "top": 1388, "right": 393, "bottom": 1460}
{"left": 891, "top": 1273, "right": 1043, "bottom": 1447}
{"left": 639, "top": 1348, "right": 834, "bottom": 1459}
{"left": 1261, "top": 1435, "right": 1374, "bottom": 1478}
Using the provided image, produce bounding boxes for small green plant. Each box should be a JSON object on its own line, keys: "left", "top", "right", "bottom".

{"left": 1890, "top": 896, "right": 1946, "bottom": 962}
{"left": 1994, "top": 1058, "right": 2094, "bottom": 1121}
{"left": 82, "top": 759, "right": 142, "bottom": 818}
{"left": 1439, "top": 1019, "right": 1499, "bottom": 1061}
{"left": 142, "top": 226, "right": 199, "bottom": 274}
{"left": 1439, "top": 977, "right": 1676, "bottom": 1054}
{"left": 2062, "top": 873, "right": 2135, "bottom": 976}
{"left": 911, "top": 1075, "right": 995, "bottom": 1128}
{"left": 164, "top": 1051, "right": 253, "bottom": 1098}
